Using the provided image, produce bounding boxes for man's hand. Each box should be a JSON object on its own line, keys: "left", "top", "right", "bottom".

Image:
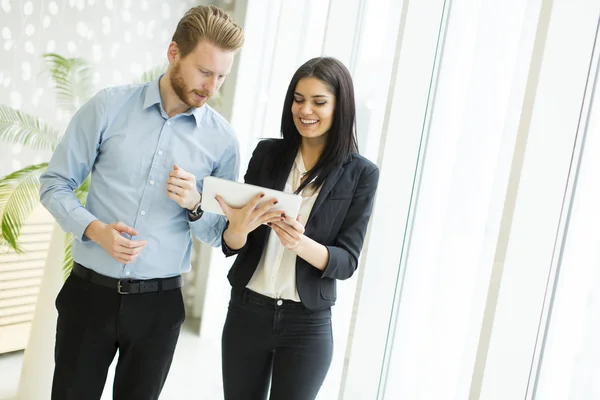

{"left": 84, "top": 220, "right": 147, "bottom": 264}
{"left": 167, "top": 164, "right": 201, "bottom": 210}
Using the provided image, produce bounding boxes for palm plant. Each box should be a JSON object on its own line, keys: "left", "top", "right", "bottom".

{"left": 0, "top": 54, "right": 218, "bottom": 279}
{"left": 0, "top": 53, "right": 91, "bottom": 279}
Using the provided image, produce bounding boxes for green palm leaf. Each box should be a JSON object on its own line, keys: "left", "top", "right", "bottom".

{"left": 0, "top": 163, "right": 48, "bottom": 252}
{"left": 208, "top": 91, "right": 222, "bottom": 108}
{"left": 0, "top": 105, "right": 60, "bottom": 151}
{"left": 74, "top": 175, "right": 91, "bottom": 204}
{"left": 42, "top": 53, "right": 94, "bottom": 114}
{"left": 138, "top": 64, "right": 167, "bottom": 83}
{"left": 63, "top": 232, "right": 74, "bottom": 280}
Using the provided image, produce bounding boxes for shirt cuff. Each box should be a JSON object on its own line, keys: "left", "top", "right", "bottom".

{"left": 66, "top": 206, "right": 98, "bottom": 243}
{"left": 188, "top": 213, "right": 223, "bottom": 247}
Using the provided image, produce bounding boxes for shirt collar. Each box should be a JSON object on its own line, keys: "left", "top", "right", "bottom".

{"left": 294, "top": 150, "right": 308, "bottom": 175}
{"left": 293, "top": 150, "right": 320, "bottom": 196}
{"left": 143, "top": 74, "right": 206, "bottom": 128}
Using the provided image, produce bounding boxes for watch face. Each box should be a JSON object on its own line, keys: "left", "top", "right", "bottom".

{"left": 193, "top": 203, "right": 203, "bottom": 216}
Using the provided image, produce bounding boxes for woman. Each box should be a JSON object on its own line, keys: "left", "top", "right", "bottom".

{"left": 216, "top": 57, "right": 379, "bottom": 400}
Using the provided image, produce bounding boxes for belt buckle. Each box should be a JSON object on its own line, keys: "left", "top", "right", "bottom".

{"left": 117, "top": 279, "right": 130, "bottom": 295}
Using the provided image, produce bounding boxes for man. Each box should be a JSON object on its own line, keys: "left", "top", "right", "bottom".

{"left": 39, "top": 5, "right": 243, "bottom": 399}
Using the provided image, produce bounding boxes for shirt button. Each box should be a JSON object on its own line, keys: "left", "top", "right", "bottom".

{"left": 150, "top": 180, "right": 155, "bottom": 185}
{"left": 276, "top": 299, "right": 283, "bottom": 306}
{"left": 158, "top": 151, "right": 163, "bottom": 156}
{"left": 166, "top": 121, "right": 171, "bottom": 126}
{"left": 141, "top": 211, "right": 146, "bottom": 215}
{"left": 125, "top": 271, "right": 130, "bottom": 276}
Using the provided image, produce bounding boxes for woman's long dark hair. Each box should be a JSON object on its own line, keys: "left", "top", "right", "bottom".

{"left": 278, "top": 57, "right": 359, "bottom": 194}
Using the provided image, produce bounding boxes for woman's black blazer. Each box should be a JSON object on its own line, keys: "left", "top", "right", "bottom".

{"left": 222, "top": 139, "right": 379, "bottom": 311}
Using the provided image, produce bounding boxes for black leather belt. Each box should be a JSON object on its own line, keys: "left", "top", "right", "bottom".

{"left": 72, "top": 262, "right": 183, "bottom": 295}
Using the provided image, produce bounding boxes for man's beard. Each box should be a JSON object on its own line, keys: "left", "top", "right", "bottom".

{"left": 170, "top": 63, "right": 211, "bottom": 108}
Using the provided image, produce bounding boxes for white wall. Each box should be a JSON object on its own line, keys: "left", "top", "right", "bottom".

{"left": 0, "top": 0, "right": 200, "bottom": 177}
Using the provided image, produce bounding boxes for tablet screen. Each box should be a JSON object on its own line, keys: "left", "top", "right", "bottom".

{"left": 201, "top": 176, "right": 303, "bottom": 217}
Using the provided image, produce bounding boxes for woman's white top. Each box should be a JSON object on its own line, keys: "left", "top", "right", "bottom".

{"left": 246, "top": 150, "right": 321, "bottom": 301}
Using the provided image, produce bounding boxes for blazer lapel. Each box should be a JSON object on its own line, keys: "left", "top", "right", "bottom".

{"left": 268, "top": 153, "right": 295, "bottom": 192}
{"left": 258, "top": 151, "right": 295, "bottom": 248}
{"left": 307, "top": 165, "right": 344, "bottom": 224}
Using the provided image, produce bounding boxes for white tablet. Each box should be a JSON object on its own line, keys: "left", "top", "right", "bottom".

{"left": 201, "top": 176, "right": 303, "bottom": 217}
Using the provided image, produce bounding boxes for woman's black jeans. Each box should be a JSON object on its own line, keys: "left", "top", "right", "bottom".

{"left": 222, "top": 288, "right": 333, "bottom": 400}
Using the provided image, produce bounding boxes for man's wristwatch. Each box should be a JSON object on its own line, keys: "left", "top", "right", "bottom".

{"left": 188, "top": 193, "right": 204, "bottom": 218}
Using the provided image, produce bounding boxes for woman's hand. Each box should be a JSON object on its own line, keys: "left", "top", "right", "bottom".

{"left": 270, "top": 215, "right": 306, "bottom": 250}
{"left": 217, "top": 193, "right": 284, "bottom": 249}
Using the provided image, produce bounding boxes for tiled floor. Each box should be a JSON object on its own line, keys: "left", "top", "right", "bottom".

{"left": 0, "top": 350, "right": 22, "bottom": 400}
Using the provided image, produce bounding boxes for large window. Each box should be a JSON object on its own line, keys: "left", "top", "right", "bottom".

{"left": 372, "top": 0, "right": 544, "bottom": 398}
{"left": 479, "top": 1, "right": 600, "bottom": 398}
{"left": 528, "top": 16, "right": 600, "bottom": 400}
